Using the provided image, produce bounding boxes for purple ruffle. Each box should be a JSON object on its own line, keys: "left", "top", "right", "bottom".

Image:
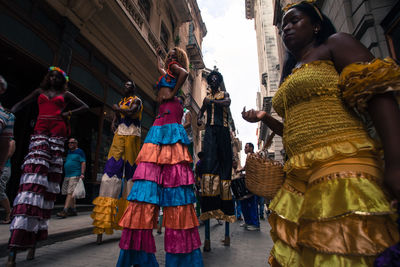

{"left": 133, "top": 162, "right": 195, "bottom": 187}
{"left": 164, "top": 227, "right": 201, "bottom": 254}
{"left": 119, "top": 228, "right": 156, "bottom": 254}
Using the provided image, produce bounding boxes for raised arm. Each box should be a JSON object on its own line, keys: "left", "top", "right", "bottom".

{"left": 168, "top": 63, "right": 188, "bottom": 98}
{"left": 63, "top": 91, "right": 89, "bottom": 117}
{"left": 10, "top": 88, "right": 41, "bottom": 113}
{"left": 242, "top": 107, "right": 283, "bottom": 136}
{"left": 330, "top": 32, "right": 400, "bottom": 200}
{"left": 157, "top": 55, "right": 167, "bottom": 76}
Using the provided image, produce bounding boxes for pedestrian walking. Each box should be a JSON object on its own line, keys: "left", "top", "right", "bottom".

{"left": 116, "top": 47, "right": 203, "bottom": 266}
{"left": 0, "top": 75, "right": 15, "bottom": 225}
{"left": 240, "top": 143, "right": 260, "bottom": 231}
{"left": 6, "top": 66, "right": 88, "bottom": 266}
{"left": 0, "top": 139, "right": 15, "bottom": 224}
{"left": 242, "top": 1, "right": 400, "bottom": 266}
{"left": 197, "top": 70, "right": 236, "bottom": 251}
{"left": 91, "top": 80, "right": 143, "bottom": 244}
{"left": 57, "top": 137, "right": 86, "bottom": 218}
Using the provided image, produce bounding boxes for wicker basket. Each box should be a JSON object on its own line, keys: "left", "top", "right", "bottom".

{"left": 245, "top": 133, "right": 285, "bottom": 200}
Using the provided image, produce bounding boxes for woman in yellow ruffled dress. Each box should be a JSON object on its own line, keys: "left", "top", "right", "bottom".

{"left": 242, "top": 1, "right": 400, "bottom": 266}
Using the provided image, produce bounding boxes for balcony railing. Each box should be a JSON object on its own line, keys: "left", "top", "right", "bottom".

{"left": 186, "top": 32, "right": 205, "bottom": 69}
{"left": 118, "top": 0, "right": 167, "bottom": 58}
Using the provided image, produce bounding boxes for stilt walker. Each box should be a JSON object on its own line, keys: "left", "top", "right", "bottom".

{"left": 7, "top": 67, "right": 88, "bottom": 267}
{"left": 197, "top": 70, "right": 236, "bottom": 252}
{"left": 117, "top": 47, "right": 203, "bottom": 266}
{"left": 91, "top": 80, "right": 143, "bottom": 244}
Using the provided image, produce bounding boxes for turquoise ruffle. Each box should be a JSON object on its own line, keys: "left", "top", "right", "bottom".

{"left": 166, "top": 249, "right": 204, "bottom": 267}
{"left": 127, "top": 180, "right": 196, "bottom": 206}
{"left": 144, "top": 123, "right": 190, "bottom": 145}
{"left": 117, "top": 249, "right": 159, "bottom": 267}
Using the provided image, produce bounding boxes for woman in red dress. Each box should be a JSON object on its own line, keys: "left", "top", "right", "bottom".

{"left": 7, "top": 66, "right": 88, "bottom": 267}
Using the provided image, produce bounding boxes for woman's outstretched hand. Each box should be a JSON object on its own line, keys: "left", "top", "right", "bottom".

{"left": 242, "top": 107, "right": 266, "bottom": 123}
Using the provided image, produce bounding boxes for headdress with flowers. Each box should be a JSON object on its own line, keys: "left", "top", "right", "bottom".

{"left": 283, "top": 0, "right": 323, "bottom": 21}
{"left": 48, "top": 66, "right": 69, "bottom": 82}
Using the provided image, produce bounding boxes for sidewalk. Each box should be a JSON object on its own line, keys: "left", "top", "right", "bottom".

{"left": 0, "top": 216, "right": 274, "bottom": 266}
{"left": 0, "top": 207, "right": 94, "bottom": 258}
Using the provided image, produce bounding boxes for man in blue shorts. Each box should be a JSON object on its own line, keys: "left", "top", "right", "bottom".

{"left": 57, "top": 137, "right": 86, "bottom": 218}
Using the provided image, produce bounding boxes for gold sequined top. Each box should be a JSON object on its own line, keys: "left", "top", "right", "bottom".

{"left": 272, "top": 60, "right": 378, "bottom": 174}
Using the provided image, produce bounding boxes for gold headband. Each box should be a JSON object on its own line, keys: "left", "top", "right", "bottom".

{"left": 283, "top": 0, "right": 323, "bottom": 21}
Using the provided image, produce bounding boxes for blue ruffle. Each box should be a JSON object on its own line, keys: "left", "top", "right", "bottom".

{"left": 127, "top": 180, "right": 196, "bottom": 206}
{"left": 144, "top": 123, "right": 190, "bottom": 145}
{"left": 166, "top": 248, "right": 204, "bottom": 267}
{"left": 117, "top": 249, "right": 159, "bottom": 267}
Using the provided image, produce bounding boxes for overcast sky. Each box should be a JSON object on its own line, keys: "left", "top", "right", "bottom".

{"left": 197, "top": 0, "right": 260, "bottom": 164}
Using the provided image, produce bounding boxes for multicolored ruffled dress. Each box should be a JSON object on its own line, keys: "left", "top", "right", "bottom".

{"left": 117, "top": 62, "right": 203, "bottom": 267}
{"left": 91, "top": 95, "right": 143, "bottom": 235}
{"left": 268, "top": 58, "right": 400, "bottom": 266}
{"left": 9, "top": 93, "right": 67, "bottom": 249}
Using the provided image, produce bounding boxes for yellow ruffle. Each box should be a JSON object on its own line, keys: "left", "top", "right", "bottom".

{"left": 270, "top": 239, "right": 301, "bottom": 267}
{"left": 301, "top": 247, "right": 375, "bottom": 267}
{"left": 284, "top": 138, "right": 378, "bottom": 175}
{"left": 339, "top": 57, "right": 400, "bottom": 113}
{"left": 91, "top": 196, "right": 123, "bottom": 235}
{"left": 269, "top": 183, "right": 304, "bottom": 223}
{"left": 301, "top": 173, "right": 393, "bottom": 220}
{"left": 271, "top": 236, "right": 383, "bottom": 267}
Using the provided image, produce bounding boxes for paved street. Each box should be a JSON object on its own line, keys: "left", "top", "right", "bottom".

{"left": 0, "top": 215, "right": 273, "bottom": 267}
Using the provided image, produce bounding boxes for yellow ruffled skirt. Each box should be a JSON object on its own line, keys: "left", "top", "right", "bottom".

{"left": 268, "top": 152, "right": 398, "bottom": 266}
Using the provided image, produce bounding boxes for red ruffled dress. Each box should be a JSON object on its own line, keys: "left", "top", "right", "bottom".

{"left": 9, "top": 94, "right": 67, "bottom": 249}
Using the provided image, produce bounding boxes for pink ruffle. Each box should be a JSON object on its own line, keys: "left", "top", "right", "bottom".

{"left": 152, "top": 98, "right": 183, "bottom": 126}
{"left": 119, "top": 229, "right": 156, "bottom": 253}
{"left": 164, "top": 227, "right": 201, "bottom": 253}
{"left": 161, "top": 164, "right": 195, "bottom": 187}
{"left": 133, "top": 162, "right": 161, "bottom": 183}
{"left": 133, "top": 162, "right": 195, "bottom": 187}
{"left": 9, "top": 229, "right": 48, "bottom": 249}
{"left": 23, "top": 164, "right": 48, "bottom": 174}
{"left": 11, "top": 204, "right": 52, "bottom": 219}
{"left": 18, "top": 183, "right": 47, "bottom": 194}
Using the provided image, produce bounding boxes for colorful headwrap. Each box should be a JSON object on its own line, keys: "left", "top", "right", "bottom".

{"left": 283, "top": 0, "right": 323, "bottom": 21}
{"left": 48, "top": 66, "right": 69, "bottom": 82}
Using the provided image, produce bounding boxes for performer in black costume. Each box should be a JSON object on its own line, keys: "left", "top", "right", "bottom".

{"left": 197, "top": 70, "right": 235, "bottom": 251}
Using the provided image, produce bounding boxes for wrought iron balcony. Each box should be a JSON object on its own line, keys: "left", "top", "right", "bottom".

{"left": 186, "top": 32, "right": 205, "bottom": 69}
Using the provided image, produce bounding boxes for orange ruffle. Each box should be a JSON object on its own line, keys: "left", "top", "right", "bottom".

{"left": 136, "top": 143, "right": 192, "bottom": 165}
{"left": 118, "top": 201, "right": 159, "bottom": 229}
{"left": 269, "top": 213, "right": 299, "bottom": 249}
{"left": 163, "top": 205, "right": 199, "bottom": 229}
{"left": 269, "top": 211, "right": 398, "bottom": 256}
{"left": 298, "top": 214, "right": 398, "bottom": 256}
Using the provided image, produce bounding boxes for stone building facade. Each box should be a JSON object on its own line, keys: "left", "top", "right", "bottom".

{"left": 273, "top": 0, "right": 400, "bottom": 65}
{"left": 0, "top": 0, "right": 207, "bottom": 201}
{"left": 245, "top": 0, "right": 284, "bottom": 162}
